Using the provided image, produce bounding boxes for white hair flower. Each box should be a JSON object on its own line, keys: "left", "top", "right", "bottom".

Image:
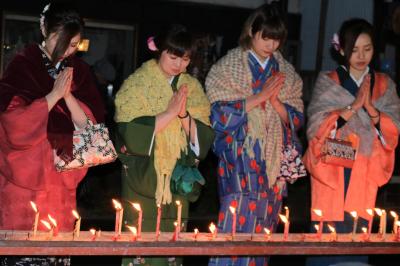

{"left": 40, "top": 3, "right": 51, "bottom": 38}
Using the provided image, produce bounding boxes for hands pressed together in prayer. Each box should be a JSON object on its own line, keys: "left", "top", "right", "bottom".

{"left": 166, "top": 84, "right": 189, "bottom": 118}
{"left": 342, "top": 75, "right": 380, "bottom": 124}
{"left": 45, "top": 67, "right": 87, "bottom": 128}
{"left": 245, "top": 72, "right": 289, "bottom": 124}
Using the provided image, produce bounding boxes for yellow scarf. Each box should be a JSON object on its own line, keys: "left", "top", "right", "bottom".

{"left": 115, "top": 59, "right": 210, "bottom": 204}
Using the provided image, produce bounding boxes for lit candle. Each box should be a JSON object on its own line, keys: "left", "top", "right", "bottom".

{"left": 327, "top": 224, "right": 337, "bottom": 241}
{"left": 131, "top": 203, "right": 142, "bottom": 239}
{"left": 350, "top": 211, "right": 358, "bottom": 240}
{"left": 41, "top": 220, "right": 53, "bottom": 238}
{"left": 90, "top": 228, "right": 96, "bottom": 241}
{"left": 264, "top": 228, "right": 271, "bottom": 241}
{"left": 361, "top": 227, "right": 369, "bottom": 241}
{"left": 313, "top": 209, "right": 323, "bottom": 239}
{"left": 366, "top": 209, "right": 374, "bottom": 238}
{"left": 314, "top": 224, "right": 319, "bottom": 233}
{"left": 156, "top": 204, "right": 161, "bottom": 240}
{"left": 30, "top": 201, "right": 39, "bottom": 237}
{"left": 374, "top": 209, "right": 386, "bottom": 238}
{"left": 209, "top": 222, "right": 217, "bottom": 239}
{"left": 176, "top": 201, "right": 182, "bottom": 234}
{"left": 126, "top": 225, "right": 137, "bottom": 241}
{"left": 284, "top": 206, "right": 289, "bottom": 220}
{"left": 279, "top": 214, "right": 290, "bottom": 241}
{"left": 48, "top": 214, "right": 58, "bottom": 236}
{"left": 194, "top": 228, "right": 199, "bottom": 240}
{"left": 396, "top": 221, "right": 400, "bottom": 241}
{"left": 229, "top": 206, "right": 236, "bottom": 239}
{"left": 72, "top": 210, "right": 81, "bottom": 238}
{"left": 382, "top": 210, "right": 387, "bottom": 239}
{"left": 112, "top": 199, "right": 123, "bottom": 236}
{"left": 172, "top": 221, "right": 179, "bottom": 241}
{"left": 390, "top": 211, "right": 398, "bottom": 235}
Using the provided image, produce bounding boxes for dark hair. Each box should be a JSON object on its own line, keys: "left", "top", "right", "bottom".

{"left": 338, "top": 18, "right": 374, "bottom": 66}
{"left": 153, "top": 24, "right": 194, "bottom": 60}
{"left": 42, "top": 3, "right": 84, "bottom": 63}
{"left": 239, "top": 2, "right": 287, "bottom": 49}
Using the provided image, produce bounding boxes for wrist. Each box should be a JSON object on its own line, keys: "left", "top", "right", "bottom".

{"left": 178, "top": 111, "right": 190, "bottom": 119}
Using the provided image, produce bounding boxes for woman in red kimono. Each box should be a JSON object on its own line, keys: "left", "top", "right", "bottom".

{"left": 304, "top": 19, "right": 400, "bottom": 265}
{"left": 0, "top": 3, "right": 103, "bottom": 265}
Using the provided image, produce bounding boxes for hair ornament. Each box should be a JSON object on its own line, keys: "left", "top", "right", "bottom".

{"left": 331, "top": 33, "right": 340, "bottom": 51}
{"left": 40, "top": 3, "right": 51, "bottom": 38}
{"left": 147, "top": 36, "right": 158, "bottom": 51}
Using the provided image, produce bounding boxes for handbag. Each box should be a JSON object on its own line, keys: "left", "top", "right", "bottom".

{"left": 321, "top": 136, "right": 356, "bottom": 168}
{"left": 54, "top": 119, "right": 117, "bottom": 171}
{"left": 170, "top": 113, "right": 206, "bottom": 202}
{"left": 279, "top": 114, "right": 307, "bottom": 184}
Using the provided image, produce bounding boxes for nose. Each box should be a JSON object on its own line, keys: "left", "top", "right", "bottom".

{"left": 174, "top": 58, "right": 182, "bottom": 68}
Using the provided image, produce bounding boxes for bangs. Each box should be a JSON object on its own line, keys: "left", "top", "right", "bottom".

{"left": 259, "top": 18, "right": 287, "bottom": 41}
{"left": 163, "top": 34, "right": 193, "bottom": 58}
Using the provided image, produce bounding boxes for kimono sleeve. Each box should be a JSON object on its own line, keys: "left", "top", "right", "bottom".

{"left": 117, "top": 116, "right": 156, "bottom": 156}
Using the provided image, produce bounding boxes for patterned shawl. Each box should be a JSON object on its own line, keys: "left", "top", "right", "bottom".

{"left": 114, "top": 59, "right": 210, "bottom": 205}
{"left": 206, "top": 47, "right": 303, "bottom": 187}
{"left": 307, "top": 72, "right": 400, "bottom": 156}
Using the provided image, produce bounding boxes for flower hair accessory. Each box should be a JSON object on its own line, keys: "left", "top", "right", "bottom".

{"left": 40, "top": 3, "right": 51, "bottom": 38}
{"left": 147, "top": 36, "right": 158, "bottom": 52}
{"left": 331, "top": 33, "right": 340, "bottom": 51}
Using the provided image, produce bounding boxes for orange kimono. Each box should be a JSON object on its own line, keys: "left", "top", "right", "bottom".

{"left": 304, "top": 71, "right": 400, "bottom": 221}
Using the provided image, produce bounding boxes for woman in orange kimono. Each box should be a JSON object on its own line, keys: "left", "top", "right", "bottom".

{"left": 304, "top": 19, "right": 400, "bottom": 265}
{"left": 0, "top": 3, "right": 103, "bottom": 265}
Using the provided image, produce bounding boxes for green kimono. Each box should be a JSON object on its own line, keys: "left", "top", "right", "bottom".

{"left": 114, "top": 59, "right": 214, "bottom": 266}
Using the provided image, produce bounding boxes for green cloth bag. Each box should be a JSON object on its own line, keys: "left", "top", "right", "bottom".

{"left": 170, "top": 163, "right": 205, "bottom": 202}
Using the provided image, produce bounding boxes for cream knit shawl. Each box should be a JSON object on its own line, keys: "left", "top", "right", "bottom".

{"left": 115, "top": 59, "right": 211, "bottom": 205}
{"left": 206, "top": 47, "right": 303, "bottom": 187}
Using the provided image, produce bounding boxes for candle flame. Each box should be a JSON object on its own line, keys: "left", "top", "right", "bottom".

{"left": 362, "top": 227, "right": 367, "bottom": 233}
{"left": 194, "top": 228, "right": 199, "bottom": 234}
{"left": 89, "top": 228, "right": 96, "bottom": 235}
{"left": 391, "top": 211, "right": 398, "bottom": 218}
{"left": 327, "top": 224, "right": 335, "bottom": 233}
{"left": 174, "top": 221, "right": 178, "bottom": 227}
{"left": 157, "top": 204, "right": 161, "bottom": 208}
{"left": 30, "top": 201, "right": 38, "bottom": 213}
{"left": 264, "top": 228, "right": 271, "bottom": 235}
{"left": 209, "top": 222, "right": 216, "bottom": 233}
{"left": 229, "top": 206, "right": 236, "bottom": 214}
{"left": 41, "top": 220, "right": 51, "bottom": 230}
{"left": 175, "top": 200, "right": 181, "bottom": 206}
{"left": 131, "top": 202, "right": 141, "bottom": 211}
{"left": 366, "top": 209, "right": 374, "bottom": 216}
{"left": 279, "top": 214, "right": 288, "bottom": 224}
{"left": 72, "top": 210, "right": 80, "bottom": 220}
{"left": 350, "top": 211, "right": 357, "bottom": 218}
{"left": 112, "top": 199, "right": 122, "bottom": 210}
{"left": 126, "top": 225, "right": 137, "bottom": 235}
{"left": 374, "top": 208, "right": 382, "bottom": 216}
{"left": 396, "top": 221, "right": 400, "bottom": 227}
{"left": 314, "top": 224, "right": 319, "bottom": 231}
{"left": 284, "top": 206, "right": 289, "bottom": 211}
{"left": 313, "top": 209, "right": 323, "bottom": 217}
{"left": 48, "top": 214, "right": 57, "bottom": 227}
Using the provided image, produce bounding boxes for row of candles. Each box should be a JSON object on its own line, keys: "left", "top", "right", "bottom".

{"left": 30, "top": 200, "right": 400, "bottom": 241}
{"left": 311, "top": 208, "right": 400, "bottom": 241}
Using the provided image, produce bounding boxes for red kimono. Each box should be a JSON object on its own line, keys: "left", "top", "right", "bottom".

{"left": 0, "top": 44, "right": 104, "bottom": 231}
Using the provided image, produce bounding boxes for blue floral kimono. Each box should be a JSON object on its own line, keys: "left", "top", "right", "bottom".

{"left": 208, "top": 53, "right": 303, "bottom": 266}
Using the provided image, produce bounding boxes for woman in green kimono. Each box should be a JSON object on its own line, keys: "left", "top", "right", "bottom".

{"left": 114, "top": 25, "right": 214, "bottom": 266}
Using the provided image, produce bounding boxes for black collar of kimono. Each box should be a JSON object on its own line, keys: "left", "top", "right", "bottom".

{"left": 336, "top": 66, "right": 375, "bottom": 97}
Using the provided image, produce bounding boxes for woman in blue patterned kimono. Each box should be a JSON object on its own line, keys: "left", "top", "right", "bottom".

{"left": 206, "top": 3, "right": 304, "bottom": 266}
